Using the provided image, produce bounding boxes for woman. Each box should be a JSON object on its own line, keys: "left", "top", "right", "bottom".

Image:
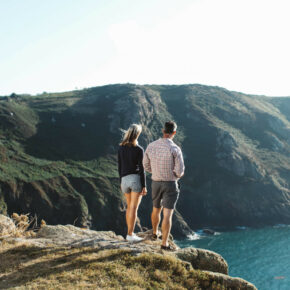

{"left": 118, "top": 124, "right": 147, "bottom": 242}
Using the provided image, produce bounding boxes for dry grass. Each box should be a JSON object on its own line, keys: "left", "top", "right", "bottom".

{"left": 11, "top": 213, "right": 35, "bottom": 238}
{"left": 0, "top": 241, "right": 222, "bottom": 290}
{"left": 6, "top": 213, "right": 47, "bottom": 239}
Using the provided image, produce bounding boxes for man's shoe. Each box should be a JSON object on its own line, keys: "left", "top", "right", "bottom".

{"left": 161, "top": 245, "right": 176, "bottom": 251}
{"left": 152, "top": 230, "right": 162, "bottom": 240}
{"left": 126, "top": 234, "right": 144, "bottom": 242}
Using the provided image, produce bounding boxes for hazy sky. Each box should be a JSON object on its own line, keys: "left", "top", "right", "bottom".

{"left": 0, "top": 0, "right": 290, "bottom": 96}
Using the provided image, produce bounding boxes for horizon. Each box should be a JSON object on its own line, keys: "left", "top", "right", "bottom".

{"left": 1, "top": 0, "right": 290, "bottom": 97}
{"left": 2, "top": 82, "right": 290, "bottom": 98}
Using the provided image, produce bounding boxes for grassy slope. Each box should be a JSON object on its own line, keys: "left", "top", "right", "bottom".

{"left": 0, "top": 84, "right": 289, "bottom": 232}
{"left": 0, "top": 242, "right": 214, "bottom": 290}
{"left": 0, "top": 89, "right": 125, "bottom": 232}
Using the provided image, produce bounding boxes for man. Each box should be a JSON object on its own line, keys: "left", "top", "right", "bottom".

{"left": 143, "top": 121, "right": 185, "bottom": 250}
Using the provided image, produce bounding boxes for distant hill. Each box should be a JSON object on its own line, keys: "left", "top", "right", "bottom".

{"left": 0, "top": 84, "right": 289, "bottom": 236}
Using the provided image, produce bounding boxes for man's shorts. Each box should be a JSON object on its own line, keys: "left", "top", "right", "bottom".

{"left": 121, "top": 174, "right": 142, "bottom": 194}
{"left": 151, "top": 180, "right": 180, "bottom": 209}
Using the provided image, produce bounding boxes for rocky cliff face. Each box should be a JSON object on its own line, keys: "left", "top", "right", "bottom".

{"left": 0, "top": 84, "right": 289, "bottom": 236}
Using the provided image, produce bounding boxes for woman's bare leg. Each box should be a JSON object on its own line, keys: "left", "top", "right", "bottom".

{"left": 124, "top": 193, "right": 131, "bottom": 234}
{"left": 127, "top": 192, "right": 142, "bottom": 235}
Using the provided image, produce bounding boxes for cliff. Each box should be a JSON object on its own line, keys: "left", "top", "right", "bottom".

{"left": 0, "top": 214, "right": 256, "bottom": 289}
{"left": 0, "top": 84, "right": 290, "bottom": 236}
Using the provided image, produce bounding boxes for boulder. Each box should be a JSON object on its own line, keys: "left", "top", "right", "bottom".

{"left": 200, "top": 270, "right": 257, "bottom": 290}
{"left": 175, "top": 247, "right": 228, "bottom": 274}
{"left": 202, "top": 228, "right": 215, "bottom": 235}
{"left": 36, "top": 224, "right": 123, "bottom": 246}
{"left": 0, "top": 214, "right": 16, "bottom": 236}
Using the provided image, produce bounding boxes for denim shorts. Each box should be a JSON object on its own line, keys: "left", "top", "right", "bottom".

{"left": 121, "top": 174, "right": 142, "bottom": 194}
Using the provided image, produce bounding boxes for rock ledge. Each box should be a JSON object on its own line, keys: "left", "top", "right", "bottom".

{"left": 0, "top": 215, "right": 256, "bottom": 290}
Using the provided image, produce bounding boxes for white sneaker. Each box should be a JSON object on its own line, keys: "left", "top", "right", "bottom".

{"left": 126, "top": 234, "right": 144, "bottom": 242}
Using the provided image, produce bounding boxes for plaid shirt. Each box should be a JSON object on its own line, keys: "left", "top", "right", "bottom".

{"left": 143, "top": 138, "right": 185, "bottom": 181}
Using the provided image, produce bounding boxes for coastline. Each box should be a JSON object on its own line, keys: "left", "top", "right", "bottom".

{"left": 176, "top": 225, "right": 290, "bottom": 290}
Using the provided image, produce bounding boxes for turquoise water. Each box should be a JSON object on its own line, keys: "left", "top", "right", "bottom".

{"left": 176, "top": 225, "right": 290, "bottom": 290}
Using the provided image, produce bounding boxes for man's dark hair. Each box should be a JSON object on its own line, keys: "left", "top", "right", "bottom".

{"left": 163, "top": 121, "right": 177, "bottom": 134}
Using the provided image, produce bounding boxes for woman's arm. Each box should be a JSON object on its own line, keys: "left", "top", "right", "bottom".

{"left": 138, "top": 147, "right": 146, "bottom": 189}
{"left": 118, "top": 147, "right": 122, "bottom": 183}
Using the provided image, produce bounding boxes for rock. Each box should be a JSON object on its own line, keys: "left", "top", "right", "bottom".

{"left": 267, "top": 132, "right": 285, "bottom": 152}
{"left": 36, "top": 224, "right": 123, "bottom": 246}
{"left": 201, "top": 270, "right": 257, "bottom": 290}
{"left": 172, "top": 210, "right": 195, "bottom": 238}
{"left": 0, "top": 214, "right": 16, "bottom": 236}
{"left": 1, "top": 222, "right": 256, "bottom": 289}
{"left": 175, "top": 247, "right": 228, "bottom": 275}
{"left": 202, "top": 228, "right": 215, "bottom": 235}
{"left": 268, "top": 116, "right": 290, "bottom": 142}
{"left": 137, "top": 229, "right": 178, "bottom": 250}
{"left": 35, "top": 226, "right": 176, "bottom": 253}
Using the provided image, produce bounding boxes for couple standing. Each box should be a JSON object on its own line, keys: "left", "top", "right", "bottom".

{"left": 118, "top": 121, "right": 185, "bottom": 250}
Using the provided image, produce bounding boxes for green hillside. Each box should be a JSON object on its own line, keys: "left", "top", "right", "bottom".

{"left": 0, "top": 84, "right": 289, "bottom": 235}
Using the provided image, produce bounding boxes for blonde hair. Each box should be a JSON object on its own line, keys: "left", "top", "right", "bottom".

{"left": 120, "top": 124, "right": 142, "bottom": 146}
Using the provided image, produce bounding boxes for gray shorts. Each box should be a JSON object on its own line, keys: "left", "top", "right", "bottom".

{"left": 152, "top": 180, "right": 180, "bottom": 209}
{"left": 121, "top": 174, "right": 142, "bottom": 194}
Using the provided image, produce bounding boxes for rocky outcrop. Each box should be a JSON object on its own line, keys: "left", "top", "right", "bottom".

{"left": 200, "top": 271, "right": 257, "bottom": 290}
{"left": 0, "top": 215, "right": 256, "bottom": 289}
{"left": 172, "top": 210, "right": 195, "bottom": 238}
{"left": 176, "top": 247, "right": 228, "bottom": 275}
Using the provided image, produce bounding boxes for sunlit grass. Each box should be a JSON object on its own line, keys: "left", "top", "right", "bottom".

{"left": 0, "top": 242, "right": 221, "bottom": 289}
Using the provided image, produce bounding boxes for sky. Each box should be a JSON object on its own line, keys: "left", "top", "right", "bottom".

{"left": 0, "top": 0, "right": 290, "bottom": 96}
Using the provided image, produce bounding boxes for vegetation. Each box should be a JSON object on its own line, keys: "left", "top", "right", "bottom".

{"left": 0, "top": 242, "right": 225, "bottom": 289}
{"left": 0, "top": 83, "right": 289, "bottom": 235}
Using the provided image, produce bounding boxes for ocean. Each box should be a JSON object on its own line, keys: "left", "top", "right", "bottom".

{"left": 176, "top": 225, "right": 290, "bottom": 290}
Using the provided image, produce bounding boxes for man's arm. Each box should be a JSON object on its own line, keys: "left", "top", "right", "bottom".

{"left": 143, "top": 147, "right": 152, "bottom": 173}
{"left": 173, "top": 147, "right": 185, "bottom": 178}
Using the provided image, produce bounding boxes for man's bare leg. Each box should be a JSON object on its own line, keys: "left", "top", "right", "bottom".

{"left": 161, "top": 208, "right": 174, "bottom": 247}
{"left": 151, "top": 207, "right": 162, "bottom": 235}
